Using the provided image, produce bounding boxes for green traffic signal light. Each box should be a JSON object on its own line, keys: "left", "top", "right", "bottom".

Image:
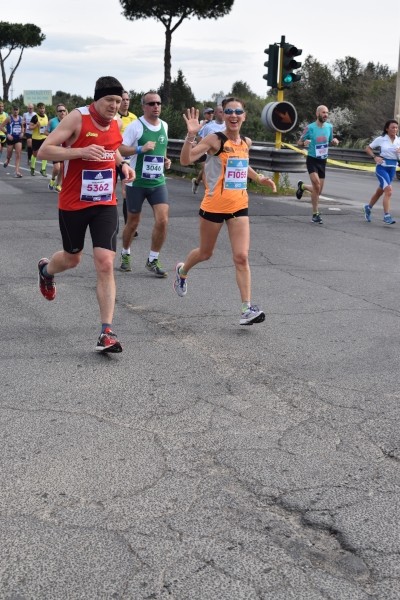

{"left": 283, "top": 72, "right": 301, "bottom": 85}
{"left": 281, "top": 43, "right": 302, "bottom": 88}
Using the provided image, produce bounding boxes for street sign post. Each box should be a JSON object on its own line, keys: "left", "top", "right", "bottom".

{"left": 23, "top": 90, "right": 52, "bottom": 106}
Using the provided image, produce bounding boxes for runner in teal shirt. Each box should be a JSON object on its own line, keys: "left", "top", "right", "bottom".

{"left": 296, "top": 105, "right": 339, "bottom": 224}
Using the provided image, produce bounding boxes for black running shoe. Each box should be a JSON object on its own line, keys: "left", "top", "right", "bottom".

{"left": 311, "top": 213, "right": 323, "bottom": 224}
{"left": 296, "top": 180, "right": 304, "bottom": 200}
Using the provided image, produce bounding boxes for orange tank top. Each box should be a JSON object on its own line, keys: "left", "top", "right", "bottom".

{"left": 59, "top": 107, "right": 122, "bottom": 211}
{"left": 200, "top": 133, "right": 249, "bottom": 214}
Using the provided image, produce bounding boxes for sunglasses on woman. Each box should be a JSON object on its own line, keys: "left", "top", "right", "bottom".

{"left": 224, "top": 108, "right": 244, "bottom": 115}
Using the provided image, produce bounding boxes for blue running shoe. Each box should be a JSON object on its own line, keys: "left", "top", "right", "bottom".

{"left": 363, "top": 204, "right": 371, "bottom": 222}
{"left": 383, "top": 214, "right": 396, "bottom": 225}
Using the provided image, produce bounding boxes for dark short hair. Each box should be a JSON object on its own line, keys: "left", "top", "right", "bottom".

{"left": 382, "top": 119, "right": 398, "bottom": 136}
{"left": 141, "top": 90, "right": 159, "bottom": 105}
{"left": 222, "top": 96, "right": 245, "bottom": 109}
{"left": 37, "top": 102, "right": 45, "bottom": 109}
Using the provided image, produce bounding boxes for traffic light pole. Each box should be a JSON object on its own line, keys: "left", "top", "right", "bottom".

{"left": 273, "top": 36, "right": 285, "bottom": 187}
{"left": 262, "top": 35, "right": 301, "bottom": 186}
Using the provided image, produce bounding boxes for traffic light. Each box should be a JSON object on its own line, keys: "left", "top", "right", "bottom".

{"left": 263, "top": 44, "right": 279, "bottom": 88}
{"left": 261, "top": 101, "right": 298, "bottom": 133}
{"left": 281, "top": 43, "right": 302, "bottom": 88}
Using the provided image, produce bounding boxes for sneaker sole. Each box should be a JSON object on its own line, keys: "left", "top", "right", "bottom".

{"left": 146, "top": 267, "right": 167, "bottom": 278}
{"left": 240, "top": 311, "right": 265, "bottom": 326}
{"left": 95, "top": 343, "right": 123, "bottom": 353}
{"left": 145, "top": 262, "right": 168, "bottom": 277}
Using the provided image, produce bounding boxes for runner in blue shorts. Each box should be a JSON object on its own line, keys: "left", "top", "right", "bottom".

{"left": 363, "top": 119, "right": 400, "bottom": 225}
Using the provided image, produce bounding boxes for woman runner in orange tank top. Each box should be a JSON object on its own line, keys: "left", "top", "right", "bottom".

{"left": 175, "top": 97, "right": 276, "bottom": 326}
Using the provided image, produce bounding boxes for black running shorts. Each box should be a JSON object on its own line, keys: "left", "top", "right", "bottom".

{"left": 306, "top": 155, "right": 327, "bottom": 179}
{"left": 59, "top": 205, "right": 119, "bottom": 254}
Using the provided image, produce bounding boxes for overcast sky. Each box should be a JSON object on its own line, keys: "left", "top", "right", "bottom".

{"left": 3, "top": 0, "right": 400, "bottom": 103}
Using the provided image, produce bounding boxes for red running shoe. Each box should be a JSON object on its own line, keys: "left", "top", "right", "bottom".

{"left": 95, "top": 328, "right": 123, "bottom": 353}
{"left": 38, "top": 258, "right": 56, "bottom": 301}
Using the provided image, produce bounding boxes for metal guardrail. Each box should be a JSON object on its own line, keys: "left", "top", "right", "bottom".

{"left": 327, "top": 147, "right": 373, "bottom": 163}
{"left": 167, "top": 139, "right": 372, "bottom": 174}
{"left": 168, "top": 139, "right": 306, "bottom": 173}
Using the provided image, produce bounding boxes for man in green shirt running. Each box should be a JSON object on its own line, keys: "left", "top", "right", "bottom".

{"left": 119, "top": 91, "right": 171, "bottom": 277}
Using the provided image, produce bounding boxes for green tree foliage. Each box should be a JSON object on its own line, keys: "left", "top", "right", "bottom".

{"left": 230, "top": 80, "right": 257, "bottom": 100}
{"left": 0, "top": 22, "right": 45, "bottom": 102}
{"left": 158, "top": 69, "right": 196, "bottom": 113}
{"left": 159, "top": 70, "right": 197, "bottom": 138}
{"left": 334, "top": 59, "right": 395, "bottom": 139}
{"left": 52, "top": 90, "right": 92, "bottom": 112}
{"left": 351, "top": 73, "right": 396, "bottom": 140}
{"left": 119, "top": 0, "right": 234, "bottom": 104}
{"left": 285, "top": 56, "right": 337, "bottom": 123}
{"left": 281, "top": 55, "right": 395, "bottom": 141}
{"left": 121, "top": 71, "right": 197, "bottom": 138}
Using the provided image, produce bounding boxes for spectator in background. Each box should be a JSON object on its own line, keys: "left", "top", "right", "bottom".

{"left": 200, "top": 107, "right": 214, "bottom": 127}
{"left": 192, "top": 104, "right": 225, "bottom": 194}
{"left": 191, "top": 107, "right": 216, "bottom": 194}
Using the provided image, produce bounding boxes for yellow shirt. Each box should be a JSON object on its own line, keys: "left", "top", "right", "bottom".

{"left": 119, "top": 111, "right": 137, "bottom": 134}
{"left": 32, "top": 114, "right": 48, "bottom": 140}
{"left": 0, "top": 111, "right": 8, "bottom": 140}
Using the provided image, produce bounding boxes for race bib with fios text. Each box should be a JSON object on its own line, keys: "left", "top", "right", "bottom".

{"left": 224, "top": 158, "right": 249, "bottom": 189}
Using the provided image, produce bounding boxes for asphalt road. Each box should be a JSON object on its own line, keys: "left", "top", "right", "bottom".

{"left": 1, "top": 159, "right": 400, "bottom": 599}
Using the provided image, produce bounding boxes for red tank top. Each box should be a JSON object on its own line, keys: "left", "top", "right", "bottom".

{"left": 59, "top": 107, "right": 122, "bottom": 211}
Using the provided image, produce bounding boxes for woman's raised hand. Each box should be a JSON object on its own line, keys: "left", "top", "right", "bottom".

{"left": 183, "top": 107, "right": 201, "bottom": 136}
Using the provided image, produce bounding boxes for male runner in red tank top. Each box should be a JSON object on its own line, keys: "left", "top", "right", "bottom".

{"left": 36, "top": 76, "right": 135, "bottom": 353}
